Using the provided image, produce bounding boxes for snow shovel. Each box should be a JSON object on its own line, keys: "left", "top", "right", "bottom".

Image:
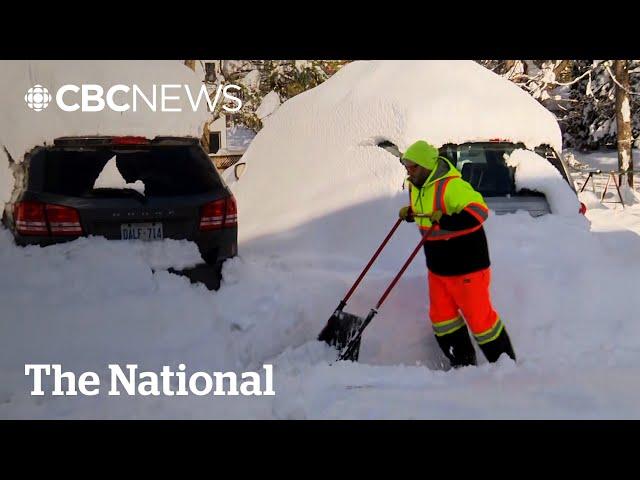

{"left": 319, "top": 220, "right": 435, "bottom": 362}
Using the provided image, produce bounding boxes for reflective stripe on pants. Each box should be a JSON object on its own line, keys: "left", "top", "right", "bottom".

{"left": 428, "top": 267, "right": 500, "bottom": 337}
{"left": 432, "top": 316, "right": 466, "bottom": 337}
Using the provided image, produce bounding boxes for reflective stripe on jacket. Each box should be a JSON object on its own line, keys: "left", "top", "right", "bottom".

{"left": 408, "top": 157, "right": 489, "bottom": 240}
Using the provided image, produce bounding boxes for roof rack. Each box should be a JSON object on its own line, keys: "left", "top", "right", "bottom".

{"left": 52, "top": 136, "right": 200, "bottom": 146}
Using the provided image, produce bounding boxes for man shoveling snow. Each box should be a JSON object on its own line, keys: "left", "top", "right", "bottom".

{"left": 399, "top": 140, "right": 516, "bottom": 367}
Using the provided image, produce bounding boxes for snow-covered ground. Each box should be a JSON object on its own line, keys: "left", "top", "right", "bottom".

{"left": 4, "top": 162, "right": 640, "bottom": 419}
{"left": 569, "top": 148, "right": 640, "bottom": 235}
{"left": 2, "top": 60, "right": 640, "bottom": 419}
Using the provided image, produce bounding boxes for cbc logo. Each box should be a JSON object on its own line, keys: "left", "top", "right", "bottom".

{"left": 22, "top": 83, "right": 243, "bottom": 113}
{"left": 24, "top": 85, "right": 52, "bottom": 112}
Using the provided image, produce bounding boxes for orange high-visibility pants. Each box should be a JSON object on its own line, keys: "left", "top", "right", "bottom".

{"left": 428, "top": 267, "right": 500, "bottom": 339}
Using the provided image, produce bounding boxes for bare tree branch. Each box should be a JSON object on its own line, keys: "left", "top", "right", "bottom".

{"left": 605, "top": 64, "right": 640, "bottom": 96}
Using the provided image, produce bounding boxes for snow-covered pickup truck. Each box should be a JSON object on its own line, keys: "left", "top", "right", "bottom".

{"left": 438, "top": 141, "right": 584, "bottom": 217}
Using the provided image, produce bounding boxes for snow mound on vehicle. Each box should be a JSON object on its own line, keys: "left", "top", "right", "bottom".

{"left": 233, "top": 60, "right": 564, "bottom": 249}
{"left": 0, "top": 61, "right": 210, "bottom": 162}
{"left": 506, "top": 149, "right": 580, "bottom": 215}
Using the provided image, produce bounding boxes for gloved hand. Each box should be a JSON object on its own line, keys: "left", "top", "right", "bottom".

{"left": 399, "top": 206, "right": 414, "bottom": 222}
{"left": 430, "top": 210, "right": 443, "bottom": 223}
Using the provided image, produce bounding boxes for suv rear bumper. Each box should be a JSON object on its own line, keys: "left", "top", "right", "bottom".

{"left": 485, "top": 196, "right": 551, "bottom": 217}
{"left": 11, "top": 226, "right": 238, "bottom": 266}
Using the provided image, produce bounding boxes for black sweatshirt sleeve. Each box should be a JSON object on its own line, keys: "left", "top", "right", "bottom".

{"left": 438, "top": 208, "right": 483, "bottom": 231}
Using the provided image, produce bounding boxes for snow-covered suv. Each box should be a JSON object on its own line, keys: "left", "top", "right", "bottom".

{"left": 2, "top": 136, "right": 238, "bottom": 285}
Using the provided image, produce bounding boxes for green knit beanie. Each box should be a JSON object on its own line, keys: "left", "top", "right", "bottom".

{"left": 402, "top": 140, "right": 439, "bottom": 170}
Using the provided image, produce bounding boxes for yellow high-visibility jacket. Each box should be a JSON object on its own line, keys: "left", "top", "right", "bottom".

{"left": 406, "top": 156, "right": 491, "bottom": 275}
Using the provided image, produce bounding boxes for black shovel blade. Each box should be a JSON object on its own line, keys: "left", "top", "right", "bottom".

{"left": 318, "top": 309, "right": 365, "bottom": 356}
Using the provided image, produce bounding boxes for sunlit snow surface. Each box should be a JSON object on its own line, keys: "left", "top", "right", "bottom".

{"left": 1, "top": 61, "right": 639, "bottom": 418}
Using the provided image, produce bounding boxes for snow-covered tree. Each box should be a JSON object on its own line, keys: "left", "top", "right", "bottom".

{"left": 224, "top": 60, "right": 349, "bottom": 132}
{"left": 480, "top": 60, "right": 640, "bottom": 158}
{"left": 563, "top": 60, "right": 640, "bottom": 153}
{"left": 194, "top": 60, "right": 349, "bottom": 134}
{"left": 479, "top": 60, "right": 574, "bottom": 110}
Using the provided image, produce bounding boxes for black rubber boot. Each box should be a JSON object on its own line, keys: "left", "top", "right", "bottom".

{"left": 435, "top": 324, "right": 477, "bottom": 368}
{"left": 478, "top": 327, "right": 516, "bottom": 363}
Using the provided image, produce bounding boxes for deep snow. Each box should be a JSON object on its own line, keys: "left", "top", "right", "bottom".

{"left": 2, "top": 61, "right": 640, "bottom": 419}
{"left": 4, "top": 180, "right": 640, "bottom": 419}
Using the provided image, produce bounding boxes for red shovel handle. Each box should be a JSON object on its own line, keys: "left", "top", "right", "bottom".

{"left": 341, "top": 218, "right": 403, "bottom": 304}
{"left": 375, "top": 226, "right": 434, "bottom": 310}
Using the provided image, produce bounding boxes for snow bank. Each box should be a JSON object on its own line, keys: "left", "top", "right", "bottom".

{"left": 0, "top": 61, "right": 210, "bottom": 162}
{"left": 0, "top": 148, "right": 13, "bottom": 212}
{"left": 506, "top": 149, "right": 580, "bottom": 215}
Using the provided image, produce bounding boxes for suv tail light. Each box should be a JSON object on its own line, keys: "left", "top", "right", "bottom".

{"left": 45, "top": 204, "right": 83, "bottom": 235}
{"left": 579, "top": 202, "right": 587, "bottom": 215}
{"left": 14, "top": 201, "right": 48, "bottom": 235}
{"left": 14, "top": 201, "right": 83, "bottom": 237}
{"left": 199, "top": 196, "right": 238, "bottom": 231}
{"left": 225, "top": 196, "right": 237, "bottom": 227}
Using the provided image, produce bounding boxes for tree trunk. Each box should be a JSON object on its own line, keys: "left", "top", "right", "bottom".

{"left": 614, "top": 60, "right": 633, "bottom": 187}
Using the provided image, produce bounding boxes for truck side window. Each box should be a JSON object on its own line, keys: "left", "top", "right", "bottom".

{"left": 534, "top": 145, "right": 570, "bottom": 184}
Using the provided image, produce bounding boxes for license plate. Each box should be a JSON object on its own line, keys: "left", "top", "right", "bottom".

{"left": 120, "top": 222, "right": 163, "bottom": 241}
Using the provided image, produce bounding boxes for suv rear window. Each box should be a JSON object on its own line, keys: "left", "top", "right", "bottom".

{"left": 439, "top": 142, "right": 554, "bottom": 197}
{"left": 31, "top": 145, "right": 223, "bottom": 197}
